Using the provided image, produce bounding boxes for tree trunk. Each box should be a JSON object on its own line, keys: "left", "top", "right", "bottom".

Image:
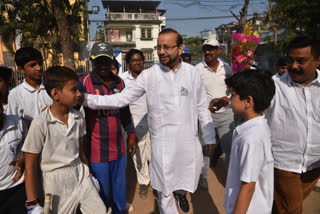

{"left": 52, "top": 0, "right": 75, "bottom": 70}
{"left": 268, "top": 0, "right": 278, "bottom": 72}
{"left": 242, "top": 0, "right": 250, "bottom": 24}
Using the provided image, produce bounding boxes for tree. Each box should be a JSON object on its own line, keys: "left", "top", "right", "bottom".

{"left": 0, "top": 0, "right": 84, "bottom": 68}
{"left": 272, "top": 0, "right": 320, "bottom": 39}
{"left": 184, "top": 37, "right": 203, "bottom": 62}
{"left": 51, "top": 0, "right": 75, "bottom": 69}
{"left": 231, "top": 0, "right": 251, "bottom": 32}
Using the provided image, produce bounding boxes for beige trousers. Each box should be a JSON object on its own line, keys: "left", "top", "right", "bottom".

{"left": 42, "top": 160, "right": 106, "bottom": 214}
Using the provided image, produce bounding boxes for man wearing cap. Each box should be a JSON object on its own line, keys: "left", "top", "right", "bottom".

{"left": 79, "top": 42, "right": 137, "bottom": 214}
{"left": 195, "top": 39, "right": 234, "bottom": 188}
{"left": 80, "top": 28, "right": 215, "bottom": 214}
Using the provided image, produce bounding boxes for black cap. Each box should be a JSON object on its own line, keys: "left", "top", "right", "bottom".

{"left": 90, "top": 42, "right": 114, "bottom": 60}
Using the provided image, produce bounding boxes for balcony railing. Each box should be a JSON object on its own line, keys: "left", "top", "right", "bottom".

{"left": 107, "top": 12, "right": 158, "bottom": 21}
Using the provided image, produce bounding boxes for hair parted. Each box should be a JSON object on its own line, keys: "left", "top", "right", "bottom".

{"left": 287, "top": 36, "right": 320, "bottom": 58}
{"left": 15, "top": 47, "right": 42, "bottom": 68}
{"left": 0, "top": 66, "right": 13, "bottom": 83}
{"left": 125, "top": 49, "right": 144, "bottom": 64}
{"left": 43, "top": 66, "right": 79, "bottom": 98}
{"left": 225, "top": 69, "right": 275, "bottom": 113}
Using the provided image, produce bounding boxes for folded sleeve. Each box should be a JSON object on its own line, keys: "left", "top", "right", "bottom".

{"left": 195, "top": 69, "right": 216, "bottom": 145}
{"left": 84, "top": 71, "right": 147, "bottom": 110}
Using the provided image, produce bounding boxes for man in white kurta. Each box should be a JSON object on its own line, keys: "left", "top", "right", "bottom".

{"left": 83, "top": 29, "right": 216, "bottom": 213}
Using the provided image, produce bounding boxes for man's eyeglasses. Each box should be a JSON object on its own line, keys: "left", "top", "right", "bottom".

{"left": 154, "top": 45, "right": 179, "bottom": 51}
{"left": 130, "top": 59, "right": 144, "bottom": 64}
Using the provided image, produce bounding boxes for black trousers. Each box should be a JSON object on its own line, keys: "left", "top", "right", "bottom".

{"left": 0, "top": 183, "right": 27, "bottom": 214}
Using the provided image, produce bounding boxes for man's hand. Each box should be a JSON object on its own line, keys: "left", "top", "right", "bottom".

{"left": 208, "top": 97, "right": 229, "bottom": 113}
{"left": 9, "top": 156, "right": 25, "bottom": 183}
{"left": 204, "top": 144, "right": 215, "bottom": 156}
{"left": 127, "top": 134, "right": 137, "bottom": 156}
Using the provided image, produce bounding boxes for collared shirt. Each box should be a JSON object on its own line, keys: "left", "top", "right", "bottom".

{"left": 224, "top": 115, "right": 274, "bottom": 214}
{"left": 6, "top": 80, "right": 52, "bottom": 120}
{"left": 22, "top": 107, "right": 86, "bottom": 172}
{"left": 266, "top": 70, "right": 320, "bottom": 173}
{"left": 79, "top": 73, "right": 135, "bottom": 162}
{"left": 0, "top": 115, "right": 27, "bottom": 190}
{"left": 84, "top": 62, "right": 216, "bottom": 195}
{"left": 120, "top": 71, "right": 148, "bottom": 140}
{"left": 196, "top": 59, "right": 232, "bottom": 113}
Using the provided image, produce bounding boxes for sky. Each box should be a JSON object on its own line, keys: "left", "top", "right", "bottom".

{"left": 88, "top": 0, "right": 269, "bottom": 39}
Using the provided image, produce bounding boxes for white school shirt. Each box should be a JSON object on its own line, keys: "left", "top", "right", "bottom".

{"left": 196, "top": 59, "right": 232, "bottom": 113}
{"left": 0, "top": 115, "right": 27, "bottom": 190}
{"left": 266, "top": 70, "right": 320, "bottom": 173}
{"left": 120, "top": 71, "right": 148, "bottom": 140}
{"left": 84, "top": 62, "right": 216, "bottom": 196}
{"left": 224, "top": 115, "right": 274, "bottom": 214}
{"left": 6, "top": 80, "right": 52, "bottom": 120}
{"left": 22, "top": 107, "right": 86, "bottom": 172}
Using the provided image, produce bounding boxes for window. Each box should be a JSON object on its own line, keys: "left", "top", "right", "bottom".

{"left": 126, "top": 30, "right": 133, "bottom": 42}
{"left": 141, "top": 28, "right": 152, "bottom": 40}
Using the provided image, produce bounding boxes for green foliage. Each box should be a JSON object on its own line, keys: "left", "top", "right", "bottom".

{"left": 184, "top": 36, "right": 203, "bottom": 62}
{"left": 274, "top": 0, "right": 320, "bottom": 39}
{"left": 0, "top": 0, "right": 84, "bottom": 65}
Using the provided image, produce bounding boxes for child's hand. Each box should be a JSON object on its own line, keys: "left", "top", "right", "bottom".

{"left": 26, "top": 198, "right": 44, "bottom": 214}
{"left": 9, "top": 157, "right": 25, "bottom": 183}
{"left": 127, "top": 134, "right": 137, "bottom": 156}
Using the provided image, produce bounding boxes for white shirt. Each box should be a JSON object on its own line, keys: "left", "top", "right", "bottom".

{"left": 84, "top": 62, "right": 216, "bottom": 195}
{"left": 266, "top": 70, "right": 320, "bottom": 173}
{"left": 196, "top": 59, "right": 232, "bottom": 113}
{"left": 120, "top": 71, "right": 148, "bottom": 140}
{"left": 0, "top": 115, "right": 27, "bottom": 190}
{"left": 6, "top": 80, "right": 52, "bottom": 120}
{"left": 224, "top": 115, "right": 274, "bottom": 214}
{"left": 22, "top": 107, "right": 86, "bottom": 172}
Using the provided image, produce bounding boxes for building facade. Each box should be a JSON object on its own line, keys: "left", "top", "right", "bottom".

{"left": 102, "top": 1, "right": 166, "bottom": 63}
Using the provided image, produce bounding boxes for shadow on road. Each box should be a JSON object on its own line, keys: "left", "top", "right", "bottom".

{"left": 127, "top": 155, "right": 137, "bottom": 205}
{"left": 211, "top": 157, "right": 227, "bottom": 188}
{"left": 191, "top": 188, "right": 220, "bottom": 214}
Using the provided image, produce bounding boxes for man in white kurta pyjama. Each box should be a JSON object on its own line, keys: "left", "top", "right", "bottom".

{"left": 83, "top": 29, "right": 216, "bottom": 213}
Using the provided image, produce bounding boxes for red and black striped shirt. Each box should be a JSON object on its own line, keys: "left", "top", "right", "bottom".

{"left": 79, "top": 72, "right": 135, "bottom": 162}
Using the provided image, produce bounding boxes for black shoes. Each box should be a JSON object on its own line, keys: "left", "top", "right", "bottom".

{"left": 174, "top": 193, "right": 190, "bottom": 213}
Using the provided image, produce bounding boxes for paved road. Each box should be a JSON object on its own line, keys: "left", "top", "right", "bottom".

{"left": 126, "top": 157, "right": 320, "bottom": 214}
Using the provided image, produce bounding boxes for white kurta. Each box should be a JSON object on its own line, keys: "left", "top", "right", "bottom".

{"left": 84, "top": 62, "right": 216, "bottom": 195}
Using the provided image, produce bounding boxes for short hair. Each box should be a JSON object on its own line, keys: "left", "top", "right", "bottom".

{"left": 287, "top": 36, "right": 320, "bottom": 58}
{"left": 277, "top": 56, "right": 289, "bottom": 66}
{"left": 181, "top": 53, "right": 191, "bottom": 61}
{"left": 159, "top": 28, "right": 183, "bottom": 46}
{"left": 15, "top": 47, "right": 42, "bottom": 68}
{"left": 225, "top": 69, "right": 275, "bottom": 113}
{"left": 43, "top": 66, "right": 78, "bottom": 98}
{"left": 0, "top": 66, "right": 13, "bottom": 83}
{"left": 111, "top": 58, "right": 120, "bottom": 71}
{"left": 125, "top": 49, "right": 144, "bottom": 64}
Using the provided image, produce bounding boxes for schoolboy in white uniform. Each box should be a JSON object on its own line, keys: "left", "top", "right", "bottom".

{"left": 0, "top": 100, "right": 28, "bottom": 213}
{"left": 23, "top": 66, "right": 106, "bottom": 214}
{"left": 223, "top": 69, "right": 275, "bottom": 214}
{"left": 6, "top": 47, "right": 52, "bottom": 126}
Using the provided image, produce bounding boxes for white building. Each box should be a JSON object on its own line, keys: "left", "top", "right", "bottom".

{"left": 102, "top": 1, "right": 166, "bottom": 64}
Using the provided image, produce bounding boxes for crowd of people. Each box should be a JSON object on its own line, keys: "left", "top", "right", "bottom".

{"left": 0, "top": 27, "right": 319, "bottom": 214}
